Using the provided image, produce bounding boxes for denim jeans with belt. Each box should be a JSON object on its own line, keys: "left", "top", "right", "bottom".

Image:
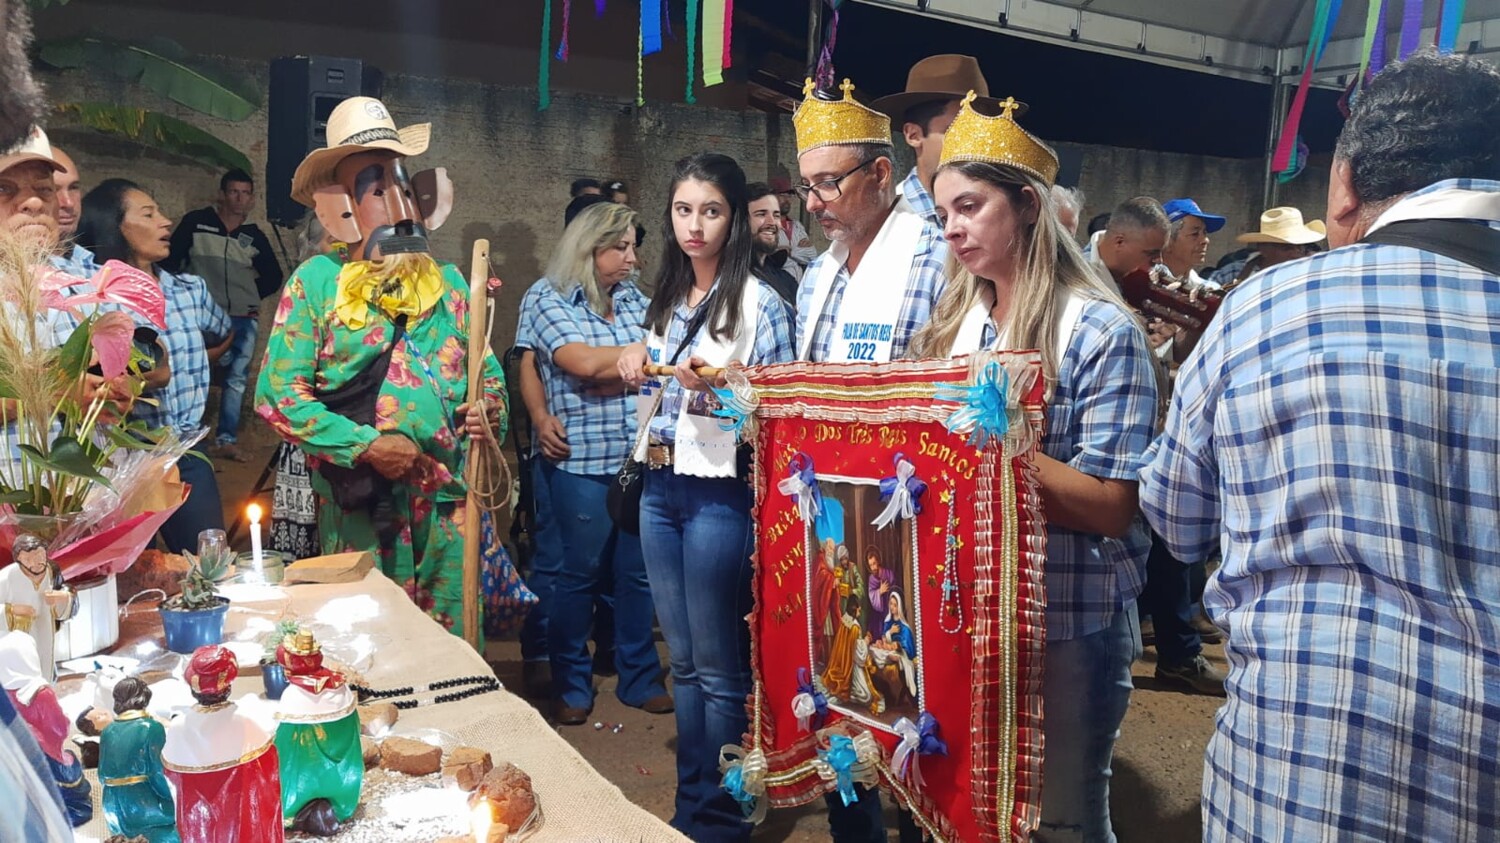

{"left": 215, "top": 314, "right": 258, "bottom": 446}
{"left": 639, "top": 468, "right": 754, "bottom": 842}
{"left": 543, "top": 463, "right": 666, "bottom": 710}
{"left": 1036, "top": 602, "right": 1141, "bottom": 843}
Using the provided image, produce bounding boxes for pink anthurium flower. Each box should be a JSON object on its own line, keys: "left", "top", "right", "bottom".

{"left": 44, "top": 260, "right": 166, "bottom": 329}
{"left": 89, "top": 311, "right": 136, "bottom": 380}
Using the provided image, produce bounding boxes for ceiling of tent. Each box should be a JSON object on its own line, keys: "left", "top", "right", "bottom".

{"left": 856, "top": 0, "right": 1500, "bottom": 84}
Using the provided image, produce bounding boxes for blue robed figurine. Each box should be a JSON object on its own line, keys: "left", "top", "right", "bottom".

{"left": 100, "top": 676, "right": 179, "bottom": 842}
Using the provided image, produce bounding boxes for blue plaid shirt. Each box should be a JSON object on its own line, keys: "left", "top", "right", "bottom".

{"left": 795, "top": 180, "right": 948, "bottom": 362}
{"left": 518, "top": 278, "right": 647, "bottom": 476}
{"left": 648, "top": 279, "right": 794, "bottom": 443}
{"left": 899, "top": 168, "right": 940, "bottom": 229}
{"left": 132, "top": 268, "right": 231, "bottom": 435}
{"left": 1026, "top": 298, "right": 1158, "bottom": 641}
{"left": 0, "top": 690, "right": 71, "bottom": 842}
{"left": 48, "top": 243, "right": 98, "bottom": 281}
{"left": 1140, "top": 179, "right": 1500, "bottom": 841}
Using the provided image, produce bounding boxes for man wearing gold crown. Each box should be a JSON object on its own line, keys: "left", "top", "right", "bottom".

{"left": 273, "top": 627, "right": 362, "bottom": 835}
{"left": 793, "top": 79, "right": 948, "bottom": 367}
{"left": 790, "top": 77, "right": 950, "bottom": 840}
{"left": 255, "top": 96, "right": 506, "bottom": 635}
{"left": 161, "top": 644, "right": 283, "bottom": 843}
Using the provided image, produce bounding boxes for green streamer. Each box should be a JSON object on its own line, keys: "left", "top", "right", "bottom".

{"left": 685, "top": 0, "right": 698, "bottom": 104}
{"left": 539, "top": 0, "right": 553, "bottom": 111}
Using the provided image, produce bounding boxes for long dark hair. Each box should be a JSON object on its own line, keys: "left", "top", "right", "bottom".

{"left": 644, "top": 153, "right": 757, "bottom": 343}
{"left": 76, "top": 178, "right": 145, "bottom": 265}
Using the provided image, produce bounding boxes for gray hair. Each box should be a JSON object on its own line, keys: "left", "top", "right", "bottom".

{"left": 1050, "top": 185, "right": 1084, "bottom": 217}
{"left": 545, "top": 202, "right": 640, "bottom": 318}
{"left": 295, "top": 215, "right": 327, "bottom": 264}
{"left": 1105, "top": 196, "right": 1169, "bottom": 236}
{"left": 1335, "top": 50, "right": 1500, "bottom": 205}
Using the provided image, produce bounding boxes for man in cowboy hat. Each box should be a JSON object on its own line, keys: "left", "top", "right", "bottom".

{"left": 255, "top": 96, "right": 507, "bottom": 638}
{"left": 871, "top": 54, "right": 1021, "bottom": 229}
{"left": 1209, "top": 206, "right": 1326, "bottom": 286}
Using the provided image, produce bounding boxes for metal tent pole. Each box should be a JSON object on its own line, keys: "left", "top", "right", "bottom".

{"left": 806, "top": 0, "right": 823, "bottom": 77}
{"left": 1261, "top": 52, "right": 1289, "bottom": 212}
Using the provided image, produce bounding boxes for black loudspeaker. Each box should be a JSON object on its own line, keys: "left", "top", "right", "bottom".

{"left": 265, "top": 56, "right": 384, "bottom": 227}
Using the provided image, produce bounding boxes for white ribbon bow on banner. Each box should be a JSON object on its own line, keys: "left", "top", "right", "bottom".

{"left": 891, "top": 717, "right": 927, "bottom": 789}
{"left": 871, "top": 456, "right": 925, "bottom": 529}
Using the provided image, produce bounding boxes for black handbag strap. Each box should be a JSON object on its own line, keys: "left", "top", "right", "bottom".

{"left": 314, "top": 315, "right": 409, "bottom": 418}
{"left": 1361, "top": 219, "right": 1500, "bottom": 276}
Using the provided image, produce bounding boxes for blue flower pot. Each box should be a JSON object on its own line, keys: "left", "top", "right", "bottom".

{"left": 261, "top": 662, "right": 289, "bottom": 700}
{"left": 160, "top": 598, "right": 229, "bottom": 654}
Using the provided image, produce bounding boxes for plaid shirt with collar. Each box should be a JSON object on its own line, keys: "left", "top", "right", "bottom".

{"left": 517, "top": 278, "right": 647, "bottom": 476}
{"left": 131, "top": 268, "right": 231, "bottom": 436}
{"left": 1140, "top": 179, "right": 1500, "bottom": 840}
{"left": 795, "top": 170, "right": 948, "bottom": 362}
{"left": 0, "top": 690, "right": 71, "bottom": 842}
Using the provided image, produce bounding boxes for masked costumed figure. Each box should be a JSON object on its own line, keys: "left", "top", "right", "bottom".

{"left": 254, "top": 96, "right": 506, "bottom": 634}
{"left": 0, "top": 630, "right": 92, "bottom": 825}
{"left": 100, "top": 677, "right": 179, "bottom": 842}
{"left": 273, "top": 627, "right": 362, "bottom": 835}
{"left": 161, "top": 645, "right": 283, "bottom": 843}
{"left": 0, "top": 534, "right": 75, "bottom": 681}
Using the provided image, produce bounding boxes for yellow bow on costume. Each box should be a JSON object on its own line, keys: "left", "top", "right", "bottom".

{"left": 333, "top": 258, "right": 445, "bottom": 330}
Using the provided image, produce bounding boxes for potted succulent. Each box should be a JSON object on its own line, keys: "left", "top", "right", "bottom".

{"left": 258, "top": 618, "right": 300, "bottom": 700}
{"left": 158, "top": 545, "right": 233, "bottom": 654}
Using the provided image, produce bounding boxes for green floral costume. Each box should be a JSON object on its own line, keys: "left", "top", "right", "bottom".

{"left": 255, "top": 254, "right": 506, "bottom": 634}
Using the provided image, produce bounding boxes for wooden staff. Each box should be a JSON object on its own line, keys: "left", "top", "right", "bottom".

{"left": 461, "top": 239, "right": 489, "bottom": 651}
{"left": 642, "top": 363, "right": 725, "bottom": 379}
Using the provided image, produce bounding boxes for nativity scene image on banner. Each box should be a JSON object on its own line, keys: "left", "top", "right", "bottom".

{"left": 725, "top": 354, "right": 1050, "bottom": 843}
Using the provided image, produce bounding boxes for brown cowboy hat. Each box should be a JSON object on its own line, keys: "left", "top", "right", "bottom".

{"left": 870, "top": 54, "right": 1026, "bottom": 122}
{"left": 290, "top": 96, "right": 430, "bottom": 207}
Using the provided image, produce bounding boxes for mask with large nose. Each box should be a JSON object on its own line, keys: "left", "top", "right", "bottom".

{"left": 314, "top": 149, "right": 452, "bottom": 260}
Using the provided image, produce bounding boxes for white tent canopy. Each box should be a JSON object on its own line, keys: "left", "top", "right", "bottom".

{"left": 858, "top": 0, "right": 1500, "bottom": 87}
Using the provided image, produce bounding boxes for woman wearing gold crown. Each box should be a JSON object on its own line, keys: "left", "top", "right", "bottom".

{"left": 911, "top": 94, "right": 1158, "bottom": 843}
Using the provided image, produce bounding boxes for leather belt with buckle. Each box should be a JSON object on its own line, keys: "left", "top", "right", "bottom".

{"left": 645, "top": 444, "right": 674, "bottom": 469}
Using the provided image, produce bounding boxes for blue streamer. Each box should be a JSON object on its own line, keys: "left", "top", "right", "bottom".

{"left": 642, "top": 0, "right": 663, "bottom": 55}
{"left": 933, "top": 362, "right": 1011, "bottom": 450}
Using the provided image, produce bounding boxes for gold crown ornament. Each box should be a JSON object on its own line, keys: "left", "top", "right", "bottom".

{"left": 793, "top": 78, "right": 892, "bottom": 156}
{"left": 939, "top": 92, "right": 1059, "bottom": 186}
{"left": 283, "top": 627, "right": 321, "bottom": 656}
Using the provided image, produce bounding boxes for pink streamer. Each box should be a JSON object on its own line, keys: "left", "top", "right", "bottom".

{"left": 724, "top": 0, "right": 734, "bottom": 69}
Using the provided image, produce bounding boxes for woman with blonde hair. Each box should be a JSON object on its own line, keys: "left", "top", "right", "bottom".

{"left": 517, "top": 201, "right": 671, "bottom": 726}
{"left": 912, "top": 95, "right": 1159, "bottom": 843}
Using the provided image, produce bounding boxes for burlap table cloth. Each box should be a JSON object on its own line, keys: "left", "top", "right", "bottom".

{"left": 69, "top": 569, "right": 686, "bottom": 842}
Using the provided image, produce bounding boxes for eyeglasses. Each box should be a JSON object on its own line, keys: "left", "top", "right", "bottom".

{"left": 794, "top": 158, "right": 876, "bottom": 202}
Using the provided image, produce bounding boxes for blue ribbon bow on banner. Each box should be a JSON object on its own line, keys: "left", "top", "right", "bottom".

{"left": 891, "top": 712, "right": 949, "bottom": 790}
{"left": 872, "top": 452, "right": 927, "bottom": 529}
{"left": 934, "top": 361, "right": 1011, "bottom": 450}
{"left": 777, "top": 451, "right": 822, "bottom": 522}
{"left": 791, "top": 666, "right": 829, "bottom": 732}
{"left": 819, "top": 735, "right": 861, "bottom": 807}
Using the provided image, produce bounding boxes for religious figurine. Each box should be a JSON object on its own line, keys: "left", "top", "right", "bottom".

{"left": 0, "top": 533, "right": 76, "bottom": 680}
{"left": 0, "top": 630, "right": 93, "bottom": 825}
{"left": 274, "top": 626, "right": 363, "bottom": 835}
{"left": 161, "top": 644, "right": 284, "bottom": 843}
{"left": 100, "top": 677, "right": 179, "bottom": 842}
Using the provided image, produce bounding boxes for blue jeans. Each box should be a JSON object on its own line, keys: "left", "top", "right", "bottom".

{"left": 639, "top": 469, "right": 754, "bottom": 843}
{"left": 1036, "top": 603, "right": 1141, "bottom": 843}
{"left": 158, "top": 452, "right": 225, "bottom": 554}
{"left": 520, "top": 458, "right": 560, "bottom": 662}
{"left": 543, "top": 463, "right": 665, "bottom": 709}
{"left": 1143, "top": 531, "right": 1201, "bottom": 665}
{"left": 215, "top": 315, "right": 258, "bottom": 445}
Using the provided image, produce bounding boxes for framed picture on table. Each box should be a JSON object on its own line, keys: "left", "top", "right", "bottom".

{"left": 728, "top": 353, "right": 1050, "bottom": 843}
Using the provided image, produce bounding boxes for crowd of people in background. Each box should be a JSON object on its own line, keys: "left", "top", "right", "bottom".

{"left": 0, "top": 18, "right": 1496, "bottom": 841}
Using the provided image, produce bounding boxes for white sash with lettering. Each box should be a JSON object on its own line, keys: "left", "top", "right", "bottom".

{"left": 635, "top": 278, "right": 762, "bottom": 478}
{"left": 947, "top": 285, "right": 1089, "bottom": 360}
{"left": 799, "top": 197, "right": 928, "bottom": 362}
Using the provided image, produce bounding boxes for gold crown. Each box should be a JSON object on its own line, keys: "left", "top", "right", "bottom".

{"left": 939, "top": 92, "right": 1059, "bottom": 186}
{"left": 793, "top": 78, "right": 891, "bottom": 155}
{"left": 283, "top": 627, "right": 320, "bottom": 656}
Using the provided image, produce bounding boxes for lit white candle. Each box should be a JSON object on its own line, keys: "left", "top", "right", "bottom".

{"left": 247, "top": 503, "right": 263, "bottom": 568}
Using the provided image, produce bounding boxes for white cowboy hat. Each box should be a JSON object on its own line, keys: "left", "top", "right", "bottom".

{"left": 1236, "top": 207, "right": 1327, "bottom": 245}
{"left": 0, "top": 125, "right": 64, "bottom": 176}
{"left": 290, "top": 96, "right": 430, "bottom": 207}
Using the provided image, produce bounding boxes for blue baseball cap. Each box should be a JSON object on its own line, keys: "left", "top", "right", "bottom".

{"left": 1162, "top": 198, "right": 1226, "bottom": 233}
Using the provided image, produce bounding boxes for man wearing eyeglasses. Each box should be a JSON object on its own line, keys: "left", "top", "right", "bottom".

{"left": 793, "top": 79, "right": 947, "bottom": 365}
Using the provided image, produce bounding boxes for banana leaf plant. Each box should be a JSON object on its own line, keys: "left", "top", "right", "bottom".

{"left": 38, "top": 35, "right": 261, "bottom": 121}
{"left": 51, "top": 102, "right": 251, "bottom": 173}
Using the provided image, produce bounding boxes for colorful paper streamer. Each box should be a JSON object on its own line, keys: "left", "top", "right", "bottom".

{"left": 556, "top": 0, "right": 572, "bottom": 61}
{"left": 1271, "top": 0, "right": 1342, "bottom": 176}
{"left": 1398, "top": 0, "right": 1424, "bottom": 59}
{"left": 1437, "top": 0, "right": 1468, "bottom": 52}
{"left": 539, "top": 0, "right": 553, "bottom": 111}
{"left": 643, "top": 0, "right": 663, "bottom": 56}
{"left": 686, "top": 0, "right": 699, "bottom": 103}
{"left": 1356, "top": 0, "right": 1385, "bottom": 87}
{"left": 1369, "top": 0, "right": 1390, "bottom": 79}
{"left": 702, "top": 0, "right": 726, "bottom": 86}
